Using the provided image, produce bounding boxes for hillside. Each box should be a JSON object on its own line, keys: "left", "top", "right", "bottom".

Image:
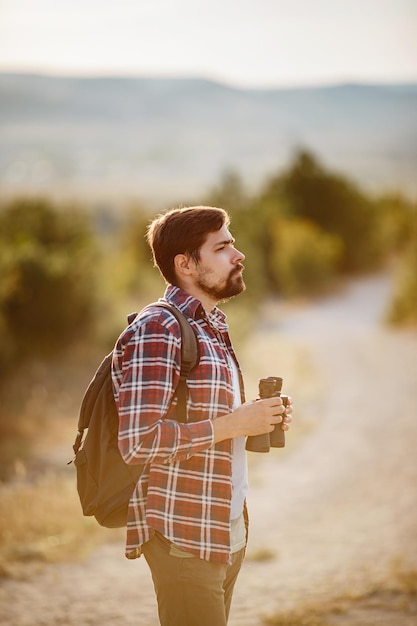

{"left": 1, "top": 74, "right": 416, "bottom": 203}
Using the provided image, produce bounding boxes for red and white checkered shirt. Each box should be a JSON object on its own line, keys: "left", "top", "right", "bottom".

{"left": 111, "top": 285, "right": 245, "bottom": 564}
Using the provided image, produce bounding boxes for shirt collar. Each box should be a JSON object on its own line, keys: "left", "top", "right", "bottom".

{"left": 163, "top": 285, "right": 228, "bottom": 332}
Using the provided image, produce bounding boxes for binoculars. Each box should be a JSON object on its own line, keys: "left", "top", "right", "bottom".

{"left": 246, "top": 377, "right": 288, "bottom": 453}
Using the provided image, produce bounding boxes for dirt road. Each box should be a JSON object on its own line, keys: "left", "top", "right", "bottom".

{"left": 1, "top": 273, "right": 416, "bottom": 625}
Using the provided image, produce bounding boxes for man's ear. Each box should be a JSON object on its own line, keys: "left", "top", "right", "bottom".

{"left": 174, "top": 253, "right": 193, "bottom": 278}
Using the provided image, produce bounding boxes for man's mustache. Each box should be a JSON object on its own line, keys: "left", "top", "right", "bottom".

{"left": 231, "top": 264, "right": 245, "bottom": 276}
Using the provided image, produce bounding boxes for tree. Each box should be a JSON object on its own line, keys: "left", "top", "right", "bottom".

{"left": 269, "top": 218, "right": 342, "bottom": 296}
{"left": 0, "top": 197, "right": 97, "bottom": 371}
{"left": 264, "top": 150, "right": 383, "bottom": 272}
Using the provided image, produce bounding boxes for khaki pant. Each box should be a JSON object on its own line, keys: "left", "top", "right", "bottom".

{"left": 142, "top": 532, "right": 245, "bottom": 626}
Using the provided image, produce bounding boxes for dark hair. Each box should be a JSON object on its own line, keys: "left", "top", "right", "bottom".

{"left": 146, "top": 206, "right": 229, "bottom": 285}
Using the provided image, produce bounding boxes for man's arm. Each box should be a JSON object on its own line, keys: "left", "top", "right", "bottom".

{"left": 113, "top": 316, "right": 214, "bottom": 466}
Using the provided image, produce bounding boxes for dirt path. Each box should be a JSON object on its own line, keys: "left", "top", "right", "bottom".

{"left": 231, "top": 273, "right": 417, "bottom": 624}
{"left": 1, "top": 273, "right": 417, "bottom": 625}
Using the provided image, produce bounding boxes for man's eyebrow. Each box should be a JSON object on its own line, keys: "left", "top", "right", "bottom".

{"left": 214, "top": 237, "right": 235, "bottom": 247}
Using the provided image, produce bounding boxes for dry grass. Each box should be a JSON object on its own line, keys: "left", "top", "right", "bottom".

{"left": 263, "top": 570, "right": 417, "bottom": 626}
{"left": 0, "top": 472, "right": 123, "bottom": 579}
{"left": 245, "top": 546, "right": 277, "bottom": 562}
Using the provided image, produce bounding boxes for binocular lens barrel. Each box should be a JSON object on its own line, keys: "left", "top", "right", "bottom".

{"left": 245, "top": 377, "right": 286, "bottom": 453}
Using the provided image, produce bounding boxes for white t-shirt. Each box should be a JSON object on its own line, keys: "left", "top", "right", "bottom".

{"left": 228, "top": 354, "right": 248, "bottom": 553}
{"left": 228, "top": 354, "right": 249, "bottom": 521}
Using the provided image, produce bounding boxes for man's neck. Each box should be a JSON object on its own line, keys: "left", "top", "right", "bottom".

{"left": 176, "top": 282, "right": 217, "bottom": 314}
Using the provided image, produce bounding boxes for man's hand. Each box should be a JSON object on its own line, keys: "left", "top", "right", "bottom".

{"left": 281, "top": 396, "right": 293, "bottom": 431}
{"left": 213, "top": 396, "right": 293, "bottom": 444}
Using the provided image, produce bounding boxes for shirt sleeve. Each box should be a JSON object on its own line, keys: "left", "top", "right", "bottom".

{"left": 113, "top": 315, "right": 214, "bottom": 466}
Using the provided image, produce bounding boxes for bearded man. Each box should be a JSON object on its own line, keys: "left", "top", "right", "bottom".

{"left": 111, "top": 206, "right": 293, "bottom": 626}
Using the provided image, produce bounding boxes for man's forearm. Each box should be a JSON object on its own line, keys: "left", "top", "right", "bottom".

{"left": 212, "top": 412, "right": 241, "bottom": 444}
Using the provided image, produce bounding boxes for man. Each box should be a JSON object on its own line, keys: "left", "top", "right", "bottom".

{"left": 111, "top": 206, "right": 292, "bottom": 626}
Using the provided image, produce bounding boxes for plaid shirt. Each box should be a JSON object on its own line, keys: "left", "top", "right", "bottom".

{"left": 111, "top": 285, "right": 246, "bottom": 564}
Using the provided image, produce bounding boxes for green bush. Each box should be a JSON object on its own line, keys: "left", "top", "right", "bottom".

{"left": 0, "top": 197, "right": 97, "bottom": 369}
{"left": 375, "top": 193, "right": 416, "bottom": 255}
{"left": 0, "top": 197, "right": 99, "bottom": 478}
{"left": 114, "top": 204, "right": 163, "bottom": 297}
{"left": 269, "top": 218, "right": 342, "bottom": 297}
{"left": 264, "top": 150, "right": 384, "bottom": 273}
{"left": 386, "top": 213, "right": 417, "bottom": 325}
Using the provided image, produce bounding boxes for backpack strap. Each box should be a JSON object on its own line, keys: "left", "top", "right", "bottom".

{"left": 147, "top": 302, "right": 199, "bottom": 423}
{"left": 74, "top": 302, "right": 199, "bottom": 457}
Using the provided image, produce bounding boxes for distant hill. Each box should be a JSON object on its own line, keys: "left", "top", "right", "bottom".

{"left": 0, "top": 73, "right": 416, "bottom": 204}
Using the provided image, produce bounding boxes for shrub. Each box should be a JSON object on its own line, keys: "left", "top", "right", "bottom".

{"left": 0, "top": 197, "right": 97, "bottom": 368}
{"left": 113, "top": 204, "right": 164, "bottom": 298}
{"left": 265, "top": 150, "right": 384, "bottom": 273}
{"left": 374, "top": 193, "right": 415, "bottom": 254}
{"left": 386, "top": 213, "right": 417, "bottom": 326}
{"left": 269, "top": 218, "right": 342, "bottom": 297}
{"left": 0, "top": 196, "right": 99, "bottom": 478}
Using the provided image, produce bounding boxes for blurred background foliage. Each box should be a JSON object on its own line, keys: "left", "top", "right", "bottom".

{"left": 0, "top": 197, "right": 97, "bottom": 363}
{"left": 0, "top": 148, "right": 416, "bottom": 480}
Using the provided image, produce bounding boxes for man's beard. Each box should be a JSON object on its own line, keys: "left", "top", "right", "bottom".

{"left": 196, "top": 265, "right": 246, "bottom": 303}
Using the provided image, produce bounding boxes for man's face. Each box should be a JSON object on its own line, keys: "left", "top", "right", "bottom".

{"left": 193, "top": 225, "right": 246, "bottom": 304}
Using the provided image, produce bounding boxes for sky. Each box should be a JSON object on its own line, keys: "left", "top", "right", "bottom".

{"left": 0, "top": 0, "right": 416, "bottom": 88}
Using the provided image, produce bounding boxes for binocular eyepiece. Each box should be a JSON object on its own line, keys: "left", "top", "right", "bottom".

{"left": 245, "top": 377, "right": 288, "bottom": 453}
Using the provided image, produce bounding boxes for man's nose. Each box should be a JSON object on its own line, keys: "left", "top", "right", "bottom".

{"left": 234, "top": 248, "right": 245, "bottom": 263}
